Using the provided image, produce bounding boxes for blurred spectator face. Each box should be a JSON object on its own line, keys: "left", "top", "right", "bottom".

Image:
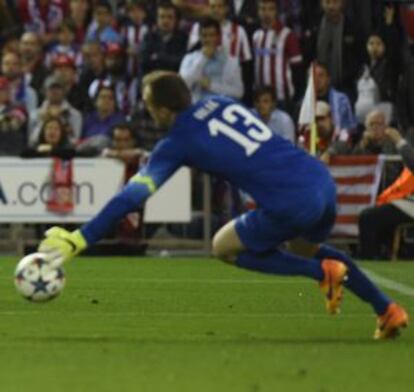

{"left": 58, "top": 25, "right": 75, "bottom": 46}
{"left": 19, "top": 32, "right": 42, "bottom": 61}
{"left": 96, "top": 87, "right": 116, "bottom": 115}
{"left": 321, "top": 0, "right": 344, "bottom": 21}
{"left": 200, "top": 26, "right": 220, "bottom": 50}
{"left": 94, "top": 5, "right": 112, "bottom": 28}
{"left": 127, "top": 4, "right": 146, "bottom": 25}
{"left": 70, "top": 0, "right": 90, "bottom": 18}
{"left": 314, "top": 65, "right": 331, "bottom": 97}
{"left": 255, "top": 92, "right": 275, "bottom": 120}
{"left": 3, "top": 37, "right": 20, "bottom": 54}
{"left": 258, "top": 0, "right": 277, "bottom": 28}
{"left": 46, "top": 84, "right": 66, "bottom": 105}
{"left": 54, "top": 65, "right": 77, "bottom": 87}
{"left": 209, "top": 0, "right": 228, "bottom": 23}
{"left": 43, "top": 119, "right": 64, "bottom": 147}
{"left": 365, "top": 111, "right": 387, "bottom": 143}
{"left": 316, "top": 115, "right": 334, "bottom": 139}
{"left": 104, "top": 44, "right": 125, "bottom": 74}
{"left": 82, "top": 42, "right": 104, "bottom": 71}
{"left": 1, "top": 52, "right": 22, "bottom": 80}
{"left": 157, "top": 6, "right": 177, "bottom": 33}
{"left": 367, "top": 35, "right": 385, "bottom": 61}
{"left": 112, "top": 127, "right": 135, "bottom": 150}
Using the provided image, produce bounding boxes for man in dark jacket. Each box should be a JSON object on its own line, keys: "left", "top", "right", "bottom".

{"left": 140, "top": 1, "right": 188, "bottom": 74}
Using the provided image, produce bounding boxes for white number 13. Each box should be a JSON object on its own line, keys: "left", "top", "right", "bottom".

{"left": 208, "top": 104, "right": 273, "bottom": 156}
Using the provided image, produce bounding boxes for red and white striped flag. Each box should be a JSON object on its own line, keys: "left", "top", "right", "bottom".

{"left": 329, "top": 155, "right": 385, "bottom": 237}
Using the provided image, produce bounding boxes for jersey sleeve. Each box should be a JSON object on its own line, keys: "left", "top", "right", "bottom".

{"left": 128, "top": 136, "right": 185, "bottom": 194}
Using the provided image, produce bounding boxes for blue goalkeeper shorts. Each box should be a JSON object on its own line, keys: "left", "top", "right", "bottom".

{"left": 235, "top": 181, "right": 337, "bottom": 253}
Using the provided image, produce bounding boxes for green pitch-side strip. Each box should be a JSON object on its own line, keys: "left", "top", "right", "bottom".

{"left": 129, "top": 175, "right": 157, "bottom": 193}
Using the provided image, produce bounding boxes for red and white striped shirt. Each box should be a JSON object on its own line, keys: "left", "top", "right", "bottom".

{"left": 253, "top": 22, "right": 302, "bottom": 101}
{"left": 188, "top": 20, "right": 252, "bottom": 62}
{"left": 18, "top": 0, "right": 67, "bottom": 34}
{"left": 120, "top": 23, "right": 149, "bottom": 76}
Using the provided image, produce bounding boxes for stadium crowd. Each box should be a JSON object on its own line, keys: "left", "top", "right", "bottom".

{"left": 1, "top": 0, "right": 414, "bottom": 257}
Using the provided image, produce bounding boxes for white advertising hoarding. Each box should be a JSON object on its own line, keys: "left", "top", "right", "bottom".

{"left": 0, "top": 158, "right": 191, "bottom": 223}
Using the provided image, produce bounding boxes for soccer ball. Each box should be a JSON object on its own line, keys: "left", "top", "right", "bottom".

{"left": 14, "top": 253, "right": 65, "bottom": 302}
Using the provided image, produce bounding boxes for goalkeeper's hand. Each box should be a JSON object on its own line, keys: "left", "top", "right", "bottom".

{"left": 38, "top": 227, "right": 88, "bottom": 267}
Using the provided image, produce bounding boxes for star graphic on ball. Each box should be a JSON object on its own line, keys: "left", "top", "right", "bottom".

{"left": 31, "top": 277, "right": 50, "bottom": 293}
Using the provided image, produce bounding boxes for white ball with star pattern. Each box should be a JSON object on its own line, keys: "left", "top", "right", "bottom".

{"left": 14, "top": 253, "right": 65, "bottom": 302}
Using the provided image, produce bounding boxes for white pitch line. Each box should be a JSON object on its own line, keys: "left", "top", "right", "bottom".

{"left": 362, "top": 268, "right": 414, "bottom": 297}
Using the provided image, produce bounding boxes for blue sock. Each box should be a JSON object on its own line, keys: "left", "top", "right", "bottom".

{"left": 315, "top": 245, "right": 391, "bottom": 315}
{"left": 236, "top": 249, "right": 324, "bottom": 280}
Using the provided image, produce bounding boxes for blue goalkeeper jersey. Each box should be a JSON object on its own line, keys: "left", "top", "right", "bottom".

{"left": 135, "top": 96, "right": 332, "bottom": 216}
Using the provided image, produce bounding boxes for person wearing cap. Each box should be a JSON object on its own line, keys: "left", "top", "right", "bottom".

{"left": 0, "top": 76, "right": 27, "bottom": 156}
{"left": 52, "top": 53, "right": 89, "bottom": 112}
{"left": 306, "top": 100, "right": 351, "bottom": 163}
{"left": 28, "top": 75, "right": 82, "bottom": 147}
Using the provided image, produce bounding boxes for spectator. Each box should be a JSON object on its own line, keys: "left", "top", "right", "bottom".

{"left": 353, "top": 108, "right": 402, "bottom": 186}
{"left": 88, "top": 43, "right": 139, "bottom": 115}
{"left": 28, "top": 75, "right": 82, "bottom": 146}
{"left": 82, "top": 84, "right": 125, "bottom": 142}
{"left": 101, "top": 122, "right": 146, "bottom": 246}
{"left": 0, "top": 76, "right": 27, "bottom": 156}
{"left": 314, "top": 61, "right": 357, "bottom": 134}
{"left": 316, "top": 0, "right": 363, "bottom": 98}
{"left": 0, "top": 0, "right": 17, "bottom": 39}
{"left": 313, "top": 100, "right": 351, "bottom": 162}
{"left": 17, "top": 0, "right": 68, "bottom": 44}
{"left": 52, "top": 54, "right": 89, "bottom": 112}
{"left": 253, "top": 0, "right": 304, "bottom": 112}
{"left": 120, "top": 0, "right": 149, "bottom": 78}
{"left": 102, "top": 122, "right": 147, "bottom": 176}
{"left": 358, "top": 128, "right": 414, "bottom": 260}
{"left": 85, "top": 0, "right": 122, "bottom": 44}
{"left": 22, "top": 116, "right": 76, "bottom": 159}
{"left": 188, "top": 0, "right": 252, "bottom": 63}
{"left": 354, "top": 32, "right": 397, "bottom": 124}
{"left": 397, "top": 6, "right": 414, "bottom": 140}
{"left": 252, "top": 85, "right": 295, "bottom": 143}
{"left": 78, "top": 40, "right": 106, "bottom": 93}
{"left": 45, "top": 19, "right": 80, "bottom": 68}
{"left": 1, "top": 50, "right": 38, "bottom": 115}
{"left": 170, "top": 0, "right": 209, "bottom": 19}
{"left": 19, "top": 32, "right": 48, "bottom": 93}
{"left": 140, "top": 1, "right": 188, "bottom": 74}
{"left": 69, "top": 0, "right": 92, "bottom": 44}
{"left": 179, "top": 17, "right": 243, "bottom": 102}
{"left": 228, "top": 0, "right": 258, "bottom": 36}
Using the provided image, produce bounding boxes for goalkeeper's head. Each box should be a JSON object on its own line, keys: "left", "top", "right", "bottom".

{"left": 142, "top": 71, "right": 192, "bottom": 130}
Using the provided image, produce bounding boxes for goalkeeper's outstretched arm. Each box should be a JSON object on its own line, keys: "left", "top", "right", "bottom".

{"left": 38, "top": 178, "right": 155, "bottom": 265}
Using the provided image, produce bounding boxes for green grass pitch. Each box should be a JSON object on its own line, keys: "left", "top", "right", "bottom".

{"left": 0, "top": 257, "right": 413, "bottom": 392}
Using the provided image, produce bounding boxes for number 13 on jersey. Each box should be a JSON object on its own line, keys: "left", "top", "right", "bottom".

{"left": 208, "top": 104, "right": 273, "bottom": 156}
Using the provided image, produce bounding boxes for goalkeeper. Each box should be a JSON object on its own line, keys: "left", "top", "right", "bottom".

{"left": 39, "top": 71, "right": 408, "bottom": 340}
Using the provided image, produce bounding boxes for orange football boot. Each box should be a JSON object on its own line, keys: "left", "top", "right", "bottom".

{"left": 319, "top": 259, "right": 348, "bottom": 314}
{"left": 374, "top": 303, "right": 409, "bottom": 340}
